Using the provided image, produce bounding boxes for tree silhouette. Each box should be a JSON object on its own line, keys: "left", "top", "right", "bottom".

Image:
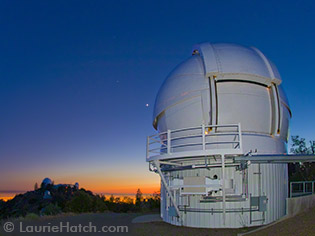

{"left": 135, "top": 188, "right": 143, "bottom": 208}
{"left": 289, "top": 135, "right": 315, "bottom": 181}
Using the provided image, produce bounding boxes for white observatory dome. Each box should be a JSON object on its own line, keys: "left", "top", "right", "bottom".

{"left": 153, "top": 42, "right": 291, "bottom": 155}
{"left": 42, "top": 177, "right": 53, "bottom": 186}
{"left": 148, "top": 42, "right": 292, "bottom": 228}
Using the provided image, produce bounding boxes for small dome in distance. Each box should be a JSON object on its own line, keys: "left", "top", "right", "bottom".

{"left": 42, "top": 178, "right": 53, "bottom": 186}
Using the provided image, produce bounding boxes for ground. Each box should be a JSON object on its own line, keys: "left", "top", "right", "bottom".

{"left": 0, "top": 207, "right": 314, "bottom": 235}
{"left": 246, "top": 207, "right": 315, "bottom": 236}
{"left": 133, "top": 222, "right": 252, "bottom": 236}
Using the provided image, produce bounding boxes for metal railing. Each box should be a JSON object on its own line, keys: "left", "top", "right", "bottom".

{"left": 146, "top": 123, "right": 243, "bottom": 161}
{"left": 290, "top": 181, "right": 315, "bottom": 198}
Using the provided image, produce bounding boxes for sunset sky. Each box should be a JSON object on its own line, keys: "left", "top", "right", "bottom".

{"left": 1, "top": 1, "right": 315, "bottom": 200}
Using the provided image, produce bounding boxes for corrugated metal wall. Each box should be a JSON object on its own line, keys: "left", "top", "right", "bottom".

{"left": 160, "top": 163, "right": 288, "bottom": 228}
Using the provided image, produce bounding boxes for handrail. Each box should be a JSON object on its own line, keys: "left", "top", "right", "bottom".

{"left": 146, "top": 123, "right": 243, "bottom": 161}
{"left": 170, "top": 134, "right": 203, "bottom": 141}
{"left": 290, "top": 181, "right": 315, "bottom": 198}
{"left": 148, "top": 131, "right": 167, "bottom": 138}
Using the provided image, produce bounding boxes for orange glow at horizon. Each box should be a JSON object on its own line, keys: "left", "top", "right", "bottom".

{"left": 77, "top": 174, "right": 160, "bottom": 195}
{"left": 0, "top": 196, "right": 14, "bottom": 202}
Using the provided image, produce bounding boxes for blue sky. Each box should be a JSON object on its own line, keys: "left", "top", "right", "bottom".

{"left": 0, "top": 0, "right": 314, "bottom": 194}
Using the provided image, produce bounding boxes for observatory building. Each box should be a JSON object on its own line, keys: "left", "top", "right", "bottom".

{"left": 146, "top": 43, "right": 292, "bottom": 228}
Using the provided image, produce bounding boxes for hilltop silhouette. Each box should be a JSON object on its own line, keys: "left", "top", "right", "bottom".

{"left": 0, "top": 179, "right": 160, "bottom": 220}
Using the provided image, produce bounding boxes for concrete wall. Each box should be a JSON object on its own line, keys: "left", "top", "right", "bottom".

{"left": 286, "top": 194, "right": 315, "bottom": 217}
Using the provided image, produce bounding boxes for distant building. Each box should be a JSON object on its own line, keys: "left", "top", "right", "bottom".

{"left": 41, "top": 177, "right": 79, "bottom": 190}
{"left": 41, "top": 178, "right": 52, "bottom": 186}
{"left": 43, "top": 190, "right": 52, "bottom": 200}
{"left": 53, "top": 184, "right": 67, "bottom": 189}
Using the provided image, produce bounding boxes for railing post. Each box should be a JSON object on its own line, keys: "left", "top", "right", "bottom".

{"left": 238, "top": 123, "right": 243, "bottom": 151}
{"left": 221, "top": 154, "right": 226, "bottom": 226}
{"left": 167, "top": 130, "right": 171, "bottom": 155}
{"left": 202, "top": 124, "right": 206, "bottom": 151}
{"left": 303, "top": 182, "right": 305, "bottom": 195}
{"left": 146, "top": 136, "right": 150, "bottom": 160}
{"left": 290, "top": 182, "right": 292, "bottom": 198}
{"left": 313, "top": 181, "right": 315, "bottom": 194}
